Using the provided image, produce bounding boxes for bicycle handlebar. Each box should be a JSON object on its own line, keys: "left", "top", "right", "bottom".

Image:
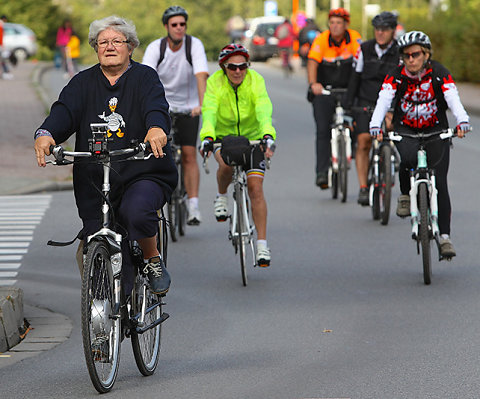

{"left": 47, "top": 141, "right": 154, "bottom": 165}
{"left": 388, "top": 128, "right": 456, "bottom": 142}
{"left": 202, "top": 139, "right": 271, "bottom": 174}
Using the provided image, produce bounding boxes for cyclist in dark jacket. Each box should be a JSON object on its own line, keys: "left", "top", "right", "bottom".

{"left": 369, "top": 31, "right": 471, "bottom": 258}
{"left": 345, "top": 11, "right": 400, "bottom": 206}
{"left": 34, "top": 16, "right": 177, "bottom": 295}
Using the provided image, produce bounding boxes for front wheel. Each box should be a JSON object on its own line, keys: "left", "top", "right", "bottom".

{"left": 418, "top": 183, "right": 432, "bottom": 285}
{"left": 379, "top": 145, "right": 393, "bottom": 225}
{"left": 338, "top": 134, "right": 348, "bottom": 203}
{"left": 81, "top": 240, "right": 121, "bottom": 393}
{"left": 235, "top": 184, "right": 248, "bottom": 286}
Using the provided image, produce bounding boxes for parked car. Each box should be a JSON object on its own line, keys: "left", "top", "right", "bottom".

{"left": 241, "top": 16, "right": 285, "bottom": 61}
{"left": 2, "top": 23, "right": 38, "bottom": 61}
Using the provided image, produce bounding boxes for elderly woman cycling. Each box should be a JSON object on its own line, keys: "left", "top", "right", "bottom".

{"left": 34, "top": 16, "right": 177, "bottom": 295}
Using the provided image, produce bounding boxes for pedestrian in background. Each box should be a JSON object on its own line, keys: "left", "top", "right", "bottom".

{"left": 56, "top": 19, "right": 72, "bottom": 78}
{"left": 0, "top": 14, "right": 13, "bottom": 80}
{"left": 66, "top": 30, "right": 80, "bottom": 77}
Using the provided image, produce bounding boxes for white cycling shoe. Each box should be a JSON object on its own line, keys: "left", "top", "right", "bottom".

{"left": 187, "top": 203, "right": 201, "bottom": 225}
{"left": 256, "top": 244, "right": 271, "bottom": 267}
{"left": 214, "top": 196, "right": 228, "bottom": 222}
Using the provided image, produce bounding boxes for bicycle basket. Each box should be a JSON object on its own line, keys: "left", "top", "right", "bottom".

{"left": 220, "top": 135, "right": 251, "bottom": 166}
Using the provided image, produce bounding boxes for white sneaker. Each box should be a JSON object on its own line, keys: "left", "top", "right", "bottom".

{"left": 187, "top": 203, "right": 201, "bottom": 225}
{"left": 256, "top": 245, "right": 271, "bottom": 267}
{"left": 2, "top": 73, "right": 13, "bottom": 80}
{"left": 214, "top": 196, "right": 228, "bottom": 221}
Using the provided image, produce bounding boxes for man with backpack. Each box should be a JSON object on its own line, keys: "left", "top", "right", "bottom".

{"left": 143, "top": 5, "right": 209, "bottom": 225}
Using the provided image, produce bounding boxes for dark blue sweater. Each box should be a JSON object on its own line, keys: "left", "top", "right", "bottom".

{"left": 39, "top": 60, "right": 178, "bottom": 221}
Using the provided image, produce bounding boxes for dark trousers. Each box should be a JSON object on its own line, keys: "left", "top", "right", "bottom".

{"left": 395, "top": 138, "right": 451, "bottom": 235}
{"left": 312, "top": 95, "right": 336, "bottom": 174}
{"left": 82, "top": 180, "right": 166, "bottom": 293}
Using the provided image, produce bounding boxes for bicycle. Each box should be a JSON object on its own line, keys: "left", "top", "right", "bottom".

{"left": 167, "top": 111, "right": 190, "bottom": 242}
{"left": 354, "top": 106, "right": 398, "bottom": 225}
{"left": 46, "top": 123, "right": 169, "bottom": 392}
{"left": 323, "top": 86, "right": 353, "bottom": 203}
{"left": 388, "top": 128, "right": 456, "bottom": 285}
{"left": 203, "top": 138, "right": 270, "bottom": 286}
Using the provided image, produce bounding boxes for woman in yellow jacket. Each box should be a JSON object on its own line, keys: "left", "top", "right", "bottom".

{"left": 199, "top": 44, "right": 276, "bottom": 267}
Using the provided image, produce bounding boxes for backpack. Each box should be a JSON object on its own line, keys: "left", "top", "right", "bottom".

{"left": 156, "top": 34, "right": 192, "bottom": 68}
{"left": 276, "top": 25, "right": 290, "bottom": 40}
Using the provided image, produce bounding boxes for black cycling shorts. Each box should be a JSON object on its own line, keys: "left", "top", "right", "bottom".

{"left": 170, "top": 113, "right": 200, "bottom": 147}
{"left": 353, "top": 99, "right": 375, "bottom": 136}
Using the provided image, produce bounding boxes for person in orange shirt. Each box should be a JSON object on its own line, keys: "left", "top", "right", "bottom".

{"left": 307, "top": 8, "right": 361, "bottom": 189}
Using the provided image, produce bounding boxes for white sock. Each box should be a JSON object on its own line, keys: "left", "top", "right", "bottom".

{"left": 189, "top": 197, "right": 199, "bottom": 208}
{"left": 441, "top": 234, "right": 450, "bottom": 240}
{"left": 257, "top": 239, "right": 267, "bottom": 249}
{"left": 216, "top": 193, "right": 228, "bottom": 198}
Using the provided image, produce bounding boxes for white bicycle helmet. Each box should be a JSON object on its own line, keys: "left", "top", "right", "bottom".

{"left": 398, "top": 31, "right": 431, "bottom": 51}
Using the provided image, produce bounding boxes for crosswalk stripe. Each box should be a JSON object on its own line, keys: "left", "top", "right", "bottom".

{"left": 0, "top": 194, "right": 51, "bottom": 286}
{"left": 0, "top": 264, "right": 21, "bottom": 270}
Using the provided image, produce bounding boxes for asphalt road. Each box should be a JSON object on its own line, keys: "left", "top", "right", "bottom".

{"left": 1, "top": 62, "right": 480, "bottom": 398}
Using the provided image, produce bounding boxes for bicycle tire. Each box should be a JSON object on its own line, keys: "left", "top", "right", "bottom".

{"left": 235, "top": 184, "right": 248, "bottom": 286}
{"left": 178, "top": 167, "right": 187, "bottom": 236}
{"left": 419, "top": 183, "right": 432, "bottom": 285}
{"left": 331, "top": 169, "right": 338, "bottom": 199}
{"left": 379, "top": 144, "right": 392, "bottom": 225}
{"left": 81, "top": 239, "right": 121, "bottom": 393}
{"left": 371, "top": 186, "right": 380, "bottom": 220}
{"left": 131, "top": 276, "right": 162, "bottom": 376}
{"left": 338, "top": 134, "right": 348, "bottom": 203}
{"left": 167, "top": 200, "right": 178, "bottom": 242}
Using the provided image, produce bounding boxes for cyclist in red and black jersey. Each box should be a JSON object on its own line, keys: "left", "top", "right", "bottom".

{"left": 370, "top": 31, "right": 471, "bottom": 257}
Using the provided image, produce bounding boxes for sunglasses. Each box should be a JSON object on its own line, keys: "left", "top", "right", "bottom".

{"left": 224, "top": 62, "right": 249, "bottom": 71}
{"left": 401, "top": 50, "right": 424, "bottom": 60}
{"left": 170, "top": 22, "right": 186, "bottom": 27}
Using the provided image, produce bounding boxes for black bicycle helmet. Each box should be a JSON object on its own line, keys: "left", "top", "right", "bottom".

{"left": 162, "top": 5, "right": 188, "bottom": 25}
{"left": 398, "top": 31, "right": 431, "bottom": 51}
{"left": 218, "top": 43, "right": 249, "bottom": 65}
{"left": 372, "top": 11, "right": 397, "bottom": 29}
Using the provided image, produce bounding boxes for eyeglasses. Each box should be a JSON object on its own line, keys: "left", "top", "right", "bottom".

{"left": 224, "top": 62, "right": 249, "bottom": 71}
{"left": 97, "top": 39, "right": 129, "bottom": 48}
{"left": 401, "top": 50, "right": 424, "bottom": 60}
{"left": 170, "top": 22, "right": 186, "bottom": 28}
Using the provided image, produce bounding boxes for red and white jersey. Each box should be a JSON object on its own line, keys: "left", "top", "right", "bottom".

{"left": 370, "top": 61, "right": 469, "bottom": 131}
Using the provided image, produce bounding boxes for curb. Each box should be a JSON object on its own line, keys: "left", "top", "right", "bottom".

{"left": 0, "top": 304, "right": 72, "bottom": 369}
{"left": 0, "top": 287, "right": 24, "bottom": 353}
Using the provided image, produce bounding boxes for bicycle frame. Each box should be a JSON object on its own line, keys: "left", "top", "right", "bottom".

{"left": 328, "top": 93, "right": 352, "bottom": 172}
{"left": 230, "top": 165, "right": 255, "bottom": 262}
{"left": 389, "top": 129, "right": 454, "bottom": 247}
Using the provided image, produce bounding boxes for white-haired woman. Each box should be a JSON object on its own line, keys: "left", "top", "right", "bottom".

{"left": 34, "top": 16, "right": 177, "bottom": 295}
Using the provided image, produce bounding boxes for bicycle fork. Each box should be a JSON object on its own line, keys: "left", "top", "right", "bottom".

{"left": 330, "top": 126, "right": 352, "bottom": 171}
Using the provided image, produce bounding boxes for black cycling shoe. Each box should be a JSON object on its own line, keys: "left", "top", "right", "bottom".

{"left": 143, "top": 256, "right": 171, "bottom": 295}
{"left": 357, "top": 187, "right": 369, "bottom": 206}
{"left": 315, "top": 172, "right": 328, "bottom": 190}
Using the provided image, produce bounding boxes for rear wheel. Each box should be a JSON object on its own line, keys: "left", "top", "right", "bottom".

{"left": 131, "top": 277, "right": 162, "bottom": 376}
{"left": 338, "top": 134, "right": 348, "bottom": 203}
{"left": 81, "top": 240, "right": 121, "bottom": 393}
{"left": 379, "top": 145, "right": 393, "bottom": 225}
{"left": 418, "top": 183, "right": 432, "bottom": 285}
